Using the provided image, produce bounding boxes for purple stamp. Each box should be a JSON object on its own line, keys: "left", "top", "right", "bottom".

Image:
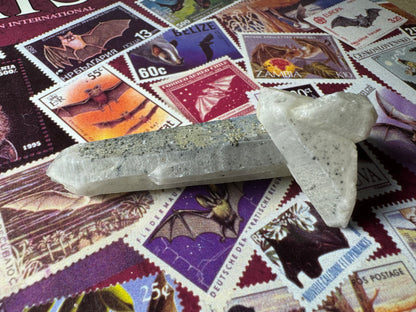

{"left": 125, "top": 178, "right": 292, "bottom": 305}
{"left": 126, "top": 19, "right": 243, "bottom": 83}
{"left": 16, "top": 2, "right": 162, "bottom": 82}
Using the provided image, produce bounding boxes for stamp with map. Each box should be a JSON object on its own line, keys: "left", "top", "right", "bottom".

{"left": 124, "top": 178, "right": 292, "bottom": 306}
{"left": 238, "top": 33, "right": 357, "bottom": 84}
{"left": 125, "top": 19, "right": 243, "bottom": 83}
{"left": 248, "top": 192, "right": 378, "bottom": 309}
{"left": 16, "top": 2, "right": 162, "bottom": 83}
{"left": 152, "top": 57, "right": 260, "bottom": 123}
{"left": 305, "top": 0, "right": 406, "bottom": 48}
{"left": 31, "top": 65, "right": 188, "bottom": 142}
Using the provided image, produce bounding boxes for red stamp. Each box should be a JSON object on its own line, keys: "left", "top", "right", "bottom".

{"left": 152, "top": 57, "right": 260, "bottom": 123}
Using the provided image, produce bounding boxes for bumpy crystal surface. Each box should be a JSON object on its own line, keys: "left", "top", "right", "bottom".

{"left": 257, "top": 89, "right": 377, "bottom": 227}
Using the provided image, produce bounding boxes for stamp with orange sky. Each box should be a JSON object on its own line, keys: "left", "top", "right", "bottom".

{"left": 31, "top": 64, "right": 189, "bottom": 142}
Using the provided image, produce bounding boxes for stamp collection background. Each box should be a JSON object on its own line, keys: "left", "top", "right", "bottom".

{"left": 1, "top": 0, "right": 416, "bottom": 311}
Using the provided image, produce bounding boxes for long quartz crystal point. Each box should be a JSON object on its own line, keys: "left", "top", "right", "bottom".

{"left": 257, "top": 89, "right": 377, "bottom": 228}
{"left": 47, "top": 114, "right": 291, "bottom": 196}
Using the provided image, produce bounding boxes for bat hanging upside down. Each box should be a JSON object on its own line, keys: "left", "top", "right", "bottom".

{"left": 44, "top": 19, "right": 131, "bottom": 69}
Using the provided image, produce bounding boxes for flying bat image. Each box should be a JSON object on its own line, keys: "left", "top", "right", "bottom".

{"left": 198, "top": 33, "right": 214, "bottom": 62}
{"left": 125, "top": 104, "right": 159, "bottom": 135}
{"left": 195, "top": 75, "right": 236, "bottom": 121}
{"left": 93, "top": 98, "right": 150, "bottom": 129}
{"left": 251, "top": 43, "right": 302, "bottom": 67}
{"left": 331, "top": 8, "right": 381, "bottom": 28}
{"left": 44, "top": 19, "right": 131, "bottom": 69}
{"left": 53, "top": 80, "right": 130, "bottom": 118}
{"left": 149, "top": 184, "right": 244, "bottom": 243}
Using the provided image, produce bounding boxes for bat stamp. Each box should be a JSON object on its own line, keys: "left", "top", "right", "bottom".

{"left": 24, "top": 271, "right": 186, "bottom": 312}
{"left": 124, "top": 178, "right": 292, "bottom": 306}
{"left": 16, "top": 2, "right": 162, "bottom": 83}
{"left": 152, "top": 57, "right": 260, "bottom": 123}
{"left": 347, "top": 77, "right": 416, "bottom": 176}
{"left": 136, "top": 0, "right": 238, "bottom": 29}
{"left": 317, "top": 254, "right": 416, "bottom": 311}
{"left": 305, "top": 0, "right": 406, "bottom": 48}
{"left": 215, "top": 0, "right": 344, "bottom": 35}
{"left": 0, "top": 57, "right": 53, "bottom": 173}
{"left": 248, "top": 192, "right": 378, "bottom": 309}
{"left": 125, "top": 19, "right": 243, "bottom": 83}
{"left": 31, "top": 65, "right": 188, "bottom": 142}
{"left": 238, "top": 33, "right": 358, "bottom": 84}
{"left": 0, "top": 155, "right": 180, "bottom": 299}
{"left": 349, "top": 34, "right": 416, "bottom": 101}
{"left": 224, "top": 279, "right": 305, "bottom": 311}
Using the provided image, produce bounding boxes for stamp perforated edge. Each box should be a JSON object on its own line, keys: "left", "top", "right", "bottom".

{"left": 237, "top": 32, "right": 360, "bottom": 84}
{"left": 15, "top": 1, "right": 164, "bottom": 84}
{"left": 30, "top": 63, "right": 191, "bottom": 143}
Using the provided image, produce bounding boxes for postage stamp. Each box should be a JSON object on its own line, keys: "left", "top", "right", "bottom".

{"left": 379, "top": 2, "right": 416, "bottom": 39}
{"left": 316, "top": 254, "right": 416, "bottom": 311}
{"left": 248, "top": 192, "right": 378, "bottom": 309}
{"left": 125, "top": 19, "right": 243, "bottom": 83}
{"left": 347, "top": 77, "right": 416, "bottom": 176}
{"left": 152, "top": 57, "right": 260, "bottom": 123}
{"left": 23, "top": 271, "right": 186, "bottom": 312}
{"left": 0, "top": 155, "right": 180, "bottom": 299}
{"left": 224, "top": 279, "right": 305, "bottom": 312}
{"left": 305, "top": 0, "right": 406, "bottom": 48}
{"left": 215, "top": 0, "right": 344, "bottom": 35}
{"left": 124, "top": 177, "right": 292, "bottom": 307}
{"left": 349, "top": 34, "right": 416, "bottom": 100}
{"left": 31, "top": 65, "right": 188, "bottom": 143}
{"left": 0, "top": 57, "right": 54, "bottom": 173}
{"left": 16, "top": 2, "right": 162, "bottom": 83}
{"left": 376, "top": 199, "right": 416, "bottom": 264}
{"left": 238, "top": 33, "right": 358, "bottom": 84}
{"left": 136, "top": 0, "right": 238, "bottom": 29}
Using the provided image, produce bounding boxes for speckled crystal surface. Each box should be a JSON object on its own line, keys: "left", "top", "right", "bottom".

{"left": 47, "top": 114, "right": 290, "bottom": 196}
{"left": 257, "top": 89, "right": 377, "bottom": 227}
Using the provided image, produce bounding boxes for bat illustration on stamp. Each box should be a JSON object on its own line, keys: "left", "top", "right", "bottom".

{"left": 331, "top": 8, "right": 381, "bottom": 28}
{"left": 44, "top": 19, "right": 130, "bottom": 69}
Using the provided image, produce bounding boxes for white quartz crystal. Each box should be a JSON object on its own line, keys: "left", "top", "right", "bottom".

{"left": 257, "top": 89, "right": 377, "bottom": 227}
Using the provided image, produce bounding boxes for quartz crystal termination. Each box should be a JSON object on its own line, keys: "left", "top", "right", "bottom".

{"left": 47, "top": 114, "right": 291, "bottom": 196}
{"left": 257, "top": 89, "right": 377, "bottom": 228}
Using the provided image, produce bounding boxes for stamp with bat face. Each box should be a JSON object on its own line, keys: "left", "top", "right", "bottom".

{"left": 124, "top": 178, "right": 292, "bottom": 305}
{"left": 152, "top": 57, "right": 260, "bottom": 123}
{"left": 248, "top": 192, "right": 377, "bottom": 309}
{"left": 31, "top": 65, "right": 188, "bottom": 142}
{"left": 16, "top": 2, "right": 162, "bottom": 83}
{"left": 136, "top": 0, "right": 237, "bottom": 29}
{"left": 125, "top": 19, "right": 243, "bottom": 83}
{"left": 305, "top": 0, "right": 406, "bottom": 48}
{"left": 238, "top": 33, "right": 357, "bottom": 84}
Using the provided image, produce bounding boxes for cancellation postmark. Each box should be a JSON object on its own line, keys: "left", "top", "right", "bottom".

{"left": 305, "top": 0, "right": 406, "bottom": 48}
{"left": 16, "top": 2, "right": 162, "bottom": 83}
{"left": 124, "top": 178, "right": 292, "bottom": 307}
{"left": 248, "top": 192, "right": 378, "bottom": 309}
{"left": 125, "top": 19, "right": 243, "bottom": 83}
{"left": 152, "top": 57, "right": 260, "bottom": 123}
{"left": 0, "top": 156, "right": 180, "bottom": 299}
{"left": 31, "top": 65, "right": 188, "bottom": 143}
{"left": 238, "top": 32, "right": 358, "bottom": 84}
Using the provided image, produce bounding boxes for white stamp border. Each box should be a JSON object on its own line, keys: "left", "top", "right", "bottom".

{"left": 0, "top": 154, "right": 182, "bottom": 300}
{"left": 124, "top": 18, "right": 244, "bottom": 84}
{"left": 151, "top": 55, "right": 261, "bottom": 123}
{"left": 237, "top": 32, "right": 359, "bottom": 84}
{"left": 30, "top": 64, "right": 190, "bottom": 143}
{"left": 16, "top": 2, "right": 164, "bottom": 83}
{"left": 123, "top": 177, "right": 292, "bottom": 308}
{"left": 348, "top": 33, "right": 416, "bottom": 102}
{"left": 135, "top": 0, "right": 242, "bottom": 30}
{"left": 304, "top": 0, "right": 407, "bottom": 48}
{"left": 246, "top": 192, "right": 379, "bottom": 310}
